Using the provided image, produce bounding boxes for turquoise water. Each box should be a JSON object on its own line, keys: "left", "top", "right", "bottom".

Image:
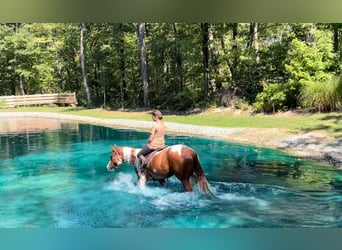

{"left": 1, "top": 120, "right": 341, "bottom": 228}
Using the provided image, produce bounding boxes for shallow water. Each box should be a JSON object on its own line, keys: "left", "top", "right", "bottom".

{"left": 0, "top": 119, "right": 341, "bottom": 228}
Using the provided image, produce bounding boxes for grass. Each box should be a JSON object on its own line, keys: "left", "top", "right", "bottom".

{"left": 300, "top": 77, "right": 342, "bottom": 112}
{"left": 1, "top": 106, "right": 341, "bottom": 139}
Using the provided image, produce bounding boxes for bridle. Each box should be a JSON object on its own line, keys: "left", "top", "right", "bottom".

{"left": 107, "top": 148, "right": 124, "bottom": 170}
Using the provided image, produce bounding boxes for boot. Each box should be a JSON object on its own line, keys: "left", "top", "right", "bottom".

{"left": 139, "top": 155, "right": 147, "bottom": 167}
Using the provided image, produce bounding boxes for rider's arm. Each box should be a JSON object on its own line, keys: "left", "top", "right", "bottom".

{"left": 148, "top": 126, "right": 157, "bottom": 143}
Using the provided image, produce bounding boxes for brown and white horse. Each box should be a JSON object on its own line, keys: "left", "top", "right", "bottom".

{"left": 106, "top": 144, "right": 211, "bottom": 194}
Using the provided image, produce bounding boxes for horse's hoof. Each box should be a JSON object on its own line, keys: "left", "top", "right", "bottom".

{"left": 159, "top": 179, "right": 166, "bottom": 186}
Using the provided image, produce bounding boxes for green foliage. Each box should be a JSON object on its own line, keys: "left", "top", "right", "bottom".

{"left": 254, "top": 83, "right": 287, "bottom": 113}
{"left": 285, "top": 30, "right": 336, "bottom": 83}
{"left": 337, "top": 76, "right": 342, "bottom": 100}
{"left": 300, "top": 77, "right": 342, "bottom": 112}
{"left": 0, "top": 23, "right": 341, "bottom": 112}
{"left": 159, "top": 88, "right": 196, "bottom": 111}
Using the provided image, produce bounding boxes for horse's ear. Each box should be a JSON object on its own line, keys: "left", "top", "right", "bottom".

{"left": 111, "top": 144, "right": 117, "bottom": 151}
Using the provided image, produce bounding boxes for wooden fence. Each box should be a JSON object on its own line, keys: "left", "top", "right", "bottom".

{"left": 0, "top": 93, "right": 78, "bottom": 107}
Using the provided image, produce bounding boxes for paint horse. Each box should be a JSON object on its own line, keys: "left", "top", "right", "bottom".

{"left": 106, "top": 144, "right": 211, "bottom": 193}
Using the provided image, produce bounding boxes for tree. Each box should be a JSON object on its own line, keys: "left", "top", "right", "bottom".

{"left": 248, "top": 23, "right": 260, "bottom": 64}
{"left": 80, "top": 23, "right": 91, "bottom": 107}
{"left": 118, "top": 23, "right": 127, "bottom": 109}
{"left": 201, "top": 23, "right": 210, "bottom": 101}
{"left": 231, "top": 23, "right": 239, "bottom": 83}
{"left": 285, "top": 30, "right": 335, "bottom": 83}
{"left": 172, "top": 23, "right": 184, "bottom": 91}
{"left": 0, "top": 22, "right": 341, "bottom": 112}
{"left": 137, "top": 22, "right": 150, "bottom": 107}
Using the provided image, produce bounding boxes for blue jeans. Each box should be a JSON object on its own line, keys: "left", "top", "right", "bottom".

{"left": 137, "top": 144, "right": 154, "bottom": 159}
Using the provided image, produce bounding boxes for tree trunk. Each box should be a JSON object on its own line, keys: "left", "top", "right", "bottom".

{"left": 19, "top": 74, "right": 25, "bottom": 95}
{"left": 248, "top": 23, "right": 260, "bottom": 64}
{"left": 209, "top": 25, "right": 221, "bottom": 91}
{"left": 247, "top": 23, "right": 254, "bottom": 48}
{"left": 201, "top": 23, "right": 210, "bottom": 102}
{"left": 119, "top": 23, "right": 126, "bottom": 109}
{"left": 137, "top": 23, "right": 150, "bottom": 107}
{"left": 52, "top": 38, "right": 65, "bottom": 90}
{"left": 307, "top": 23, "right": 316, "bottom": 44}
{"left": 253, "top": 23, "right": 260, "bottom": 64}
{"left": 80, "top": 23, "right": 91, "bottom": 108}
{"left": 231, "top": 23, "right": 238, "bottom": 82}
{"left": 172, "top": 23, "right": 184, "bottom": 91}
{"left": 219, "top": 23, "right": 238, "bottom": 84}
{"left": 332, "top": 24, "right": 339, "bottom": 53}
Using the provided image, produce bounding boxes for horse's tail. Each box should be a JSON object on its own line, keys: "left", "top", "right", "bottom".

{"left": 193, "top": 154, "right": 213, "bottom": 196}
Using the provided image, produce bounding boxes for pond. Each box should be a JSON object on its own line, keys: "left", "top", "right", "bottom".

{"left": 0, "top": 118, "right": 341, "bottom": 228}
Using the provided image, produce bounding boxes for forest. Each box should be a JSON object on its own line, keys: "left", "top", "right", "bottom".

{"left": 0, "top": 23, "right": 341, "bottom": 112}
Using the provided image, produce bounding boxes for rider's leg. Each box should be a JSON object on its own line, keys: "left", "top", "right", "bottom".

{"left": 137, "top": 145, "right": 153, "bottom": 166}
{"left": 139, "top": 154, "right": 147, "bottom": 165}
{"left": 135, "top": 145, "right": 152, "bottom": 182}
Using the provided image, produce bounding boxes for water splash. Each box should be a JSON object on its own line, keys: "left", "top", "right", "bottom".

{"left": 1, "top": 120, "right": 342, "bottom": 228}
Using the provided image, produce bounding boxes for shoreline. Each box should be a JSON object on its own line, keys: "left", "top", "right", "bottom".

{"left": 1, "top": 112, "right": 341, "bottom": 168}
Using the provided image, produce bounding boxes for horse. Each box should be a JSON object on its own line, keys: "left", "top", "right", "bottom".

{"left": 106, "top": 144, "right": 211, "bottom": 194}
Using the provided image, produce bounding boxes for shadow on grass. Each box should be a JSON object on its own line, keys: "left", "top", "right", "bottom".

{"left": 60, "top": 107, "right": 85, "bottom": 112}
{"left": 58, "top": 106, "right": 205, "bottom": 118}
{"left": 300, "top": 124, "right": 331, "bottom": 133}
{"left": 320, "top": 114, "right": 342, "bottom": 124}
{"left": 294, "top": 112, "right": 341, "bottom": 135}
{"left": 105, "top": 107, "right": 205, "bottom": 116}
{"left": 334, "top": 127, "right": 342, "bottom": 133}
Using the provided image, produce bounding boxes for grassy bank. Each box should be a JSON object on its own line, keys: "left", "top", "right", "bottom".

{"left": 1, "top": 106, "right": 341, "bottom": 139}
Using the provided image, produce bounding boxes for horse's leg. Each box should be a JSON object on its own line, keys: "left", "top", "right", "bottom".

{"left": 171, "top": 156, "right": 194, "bottom": 192}
{"left": 159, "top": 179, "right": 166, "bottom": 186}
{"left": 181, "top": 179, "right": 193, "bottom": 192}
{"left": 137, "top": 173, "right": 146, "bottom": 187}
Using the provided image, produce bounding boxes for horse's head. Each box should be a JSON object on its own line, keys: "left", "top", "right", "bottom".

{"left": 106, "top": 145, "right": 124, "bottom": 171}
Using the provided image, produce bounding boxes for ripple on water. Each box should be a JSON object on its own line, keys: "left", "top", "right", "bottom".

{"left": 1, "top": 120, "right": 342, "bottom": 228}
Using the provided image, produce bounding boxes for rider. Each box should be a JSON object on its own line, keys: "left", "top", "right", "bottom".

{"left": 136, "top": 110, "right": 166, "bottom": 172}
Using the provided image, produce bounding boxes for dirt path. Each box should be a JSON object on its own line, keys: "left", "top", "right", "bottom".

{"left": 1, "top": 112, "right": 341, "bottom": 168}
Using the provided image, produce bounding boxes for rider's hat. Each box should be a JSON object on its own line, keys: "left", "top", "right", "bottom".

{"left": 152, "top": 110, "right": 163, "bottom": 119}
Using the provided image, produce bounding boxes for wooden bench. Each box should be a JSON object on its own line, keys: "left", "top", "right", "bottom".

{"left": 0, "top": 93, "right": 78, "bottom": 107}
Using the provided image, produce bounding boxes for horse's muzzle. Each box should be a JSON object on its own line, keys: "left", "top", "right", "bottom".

{"left": 106, "top": 160, "right": 115, "bottom": 171}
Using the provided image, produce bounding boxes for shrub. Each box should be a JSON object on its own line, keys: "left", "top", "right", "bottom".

{"left": 164, "top": 89, "right": 195, "bottom": 111}
{"left": 253, "top": 83, "right": 286, "bottom": 113}
{"left": 336, "top": 77, "right": 342, "bottom": 103}
{"left": 299, "top": 77, "right": 342, "bottom": 112}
